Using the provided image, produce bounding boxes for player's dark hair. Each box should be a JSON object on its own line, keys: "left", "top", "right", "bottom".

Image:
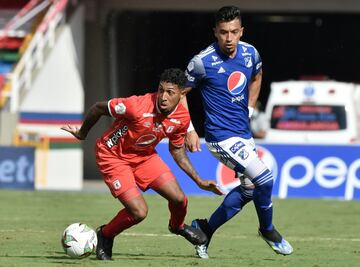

{"left": 160, "top": 68, "right": 187, "bottom": 89}
{"left": 215, "top": 6, "right": 242, "bottom": 25}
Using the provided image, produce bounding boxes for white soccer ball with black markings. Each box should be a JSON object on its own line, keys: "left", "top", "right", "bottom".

{"left": 61, "top": 223, "right": 97, "bottom": 258}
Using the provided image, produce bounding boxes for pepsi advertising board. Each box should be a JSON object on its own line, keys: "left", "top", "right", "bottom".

{"left": 0, "top": 146, "right": 35, "bottom": 189}
{"left": 155, "top": 141, "right": 360, "bottom": 200}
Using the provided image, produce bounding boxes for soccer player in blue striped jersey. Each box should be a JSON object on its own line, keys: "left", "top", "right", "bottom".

{"left": 185, "top": 6, "right": 293, "bottom": 258}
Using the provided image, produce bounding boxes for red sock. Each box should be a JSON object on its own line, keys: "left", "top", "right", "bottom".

{"left": 168, "top": 195, "right": 188, "bottom": 230}
{"left": 102, "top": 208, "right": 139, "bottom": 238}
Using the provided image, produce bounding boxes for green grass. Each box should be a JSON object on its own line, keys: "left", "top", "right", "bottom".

{"left": 0, "top": 190, "right": 359, "bottom": 267}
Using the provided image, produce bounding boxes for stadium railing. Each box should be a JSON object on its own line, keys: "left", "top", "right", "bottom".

{"left": 0, "top": 0, "right": 69, "bottom": 112}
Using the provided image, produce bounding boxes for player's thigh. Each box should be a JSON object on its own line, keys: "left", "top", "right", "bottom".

{"left": 96, "top": 141, "right": 144, "bottom": 204}
{"left": 207, "top": 137, "right": 267, "bottom": 179}
{"left": 153, "top": 179, "right": 185, "bottom": 204}
{"left": 133, "top": 154, "right": 176, "bottom": 191}
{"left": 97, "top": 159, "right": 140, "bottom": 199}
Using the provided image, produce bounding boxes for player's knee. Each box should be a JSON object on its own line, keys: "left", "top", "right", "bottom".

{"left": 263, "top": 175, "right": 274, "bottom": 190}
{"left": 170, "top": 192, "right": 187, "bottom": 206}
{"left": 129, "top": 206, "right": 148, "bottom": 222}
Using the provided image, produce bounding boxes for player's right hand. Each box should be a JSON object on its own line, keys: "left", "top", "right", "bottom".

{"left": 197, "top": 180, "right": 224, "bottom": 195}
{"left": 61, "top": 125, "right": 85, "bottom": 140}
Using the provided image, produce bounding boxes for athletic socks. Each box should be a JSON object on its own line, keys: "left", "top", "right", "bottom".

{"left": 102, "top": 208, "right": 139, "bottom": 238}
{"left": 208, "top": 185, "right": 253, "bottom": 232}
{"left": 252, "top": 169, "right": 274, "bottom": 231}
{"left": 168, "top": 195, "right": 188, "bottom": 230}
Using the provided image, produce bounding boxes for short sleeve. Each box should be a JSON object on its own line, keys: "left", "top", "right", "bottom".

{"left": 168, "top": 120, "right": 189, "bottom": 147}
{"left": 108, "top": 97, "right": 135, "bottom": 119}
{"left": 253, "top": 47, "right": 262, "bottom": 76}
{"left": 185, "top": 55, "right": 206, "bottom": 88}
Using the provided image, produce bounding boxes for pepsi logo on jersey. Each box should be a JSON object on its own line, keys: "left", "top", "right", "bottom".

{"left": 227, "top": 71, "right": 247, "bottom": 95}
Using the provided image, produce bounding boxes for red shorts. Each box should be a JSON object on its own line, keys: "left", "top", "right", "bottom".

{"left": 96, "top": 142, "right": 175, "bottom": 201}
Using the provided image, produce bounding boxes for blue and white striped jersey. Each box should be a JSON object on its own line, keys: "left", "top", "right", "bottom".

{"left": 186, "top": 41, "right": 262, "bottom": 142}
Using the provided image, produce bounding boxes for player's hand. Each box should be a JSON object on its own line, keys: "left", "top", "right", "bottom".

{"left": 61, "top": 125, "right": 85, "bottom": 140}
{"left": 197, "top": 180, "right": 224, "bottom": 195}
{"left": 185, "top": 130, "right": 201, "bottom": 152}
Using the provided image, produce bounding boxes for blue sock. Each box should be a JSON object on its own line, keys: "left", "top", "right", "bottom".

{"left": 208, "top": 185, "right": 253, "bottom": 232}
{"left": 252, "top": 169, "right": 274, "bottom": 231}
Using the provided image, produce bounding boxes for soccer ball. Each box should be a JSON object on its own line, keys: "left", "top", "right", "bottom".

{"left": 61, "top": 223, "right": 98, "bottom": 258}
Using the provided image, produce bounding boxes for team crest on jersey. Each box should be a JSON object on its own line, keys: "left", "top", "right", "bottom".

{"left": 244, "top": 57, "right": 253, "bottom": 68}
{"left": 166, "top": 126, "right": 175, "bottom": 133}
{"left": 227, "top": 71, "right": 247, "bottom": 95}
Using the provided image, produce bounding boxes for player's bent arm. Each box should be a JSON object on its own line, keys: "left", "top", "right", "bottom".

{"left": 77, "top": 101, "right": 110, "bottom": 140}
{"left": 168, "top": 143, "right": 224, "bottom": 195}
{"left": 248, "top": 70, "right": 262, "bottom": 109}
{"left": 169, "top": 143, "right": 202, "bottom": 184}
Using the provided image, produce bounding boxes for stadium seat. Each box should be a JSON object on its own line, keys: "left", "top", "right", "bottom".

{"left": 0, "top": 37, "right": 24, "bottom": 50}
{"left": 0, "top": 62, "right": 13, "bottom": 74}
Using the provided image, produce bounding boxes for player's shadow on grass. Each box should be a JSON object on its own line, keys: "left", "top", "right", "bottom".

{"left": 50, "top": 251, "right": 195, "bottom": 261}
{"left": 111, "top": 252, "right": 195, "bottom": 259}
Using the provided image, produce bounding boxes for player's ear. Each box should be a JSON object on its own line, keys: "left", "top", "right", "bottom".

{"left": 239, "top": 27, "right": 244, "bottom": 37}
{"left": 213, "top": 27, "right": 217, "bottom": 38}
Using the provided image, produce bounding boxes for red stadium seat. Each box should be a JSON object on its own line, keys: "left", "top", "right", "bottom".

{"left": 0, "top": 37, "right": 25, "bottom": 50}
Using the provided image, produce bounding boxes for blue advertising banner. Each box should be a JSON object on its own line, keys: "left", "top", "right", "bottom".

{"left": 155, "top": 141, "right": 360, "bottom": 200}
{"left": 0, "top": 146, "right": 35, "bottom": 189}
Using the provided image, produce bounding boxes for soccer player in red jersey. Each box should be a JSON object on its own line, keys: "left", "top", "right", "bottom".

{"left": 61, "top": 68, "right": 223, "bottom": 260}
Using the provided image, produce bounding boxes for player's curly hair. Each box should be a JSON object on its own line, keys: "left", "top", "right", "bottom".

{"left": 215, "top": 6, "right": 242, "bottom": 25}
{"left": 160, "top": 68, "right": 187, "bottom": 89}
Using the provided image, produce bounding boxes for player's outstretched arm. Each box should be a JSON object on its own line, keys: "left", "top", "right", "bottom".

{"left": 169, "top": 143, "right": 223, "bottom": 195}
{"left": 61, "top": 101, "right": 110, "bottom": 140}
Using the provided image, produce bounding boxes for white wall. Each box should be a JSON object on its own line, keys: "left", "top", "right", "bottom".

{"left": 18, "top": 10, "right": 85, "bottom": 190}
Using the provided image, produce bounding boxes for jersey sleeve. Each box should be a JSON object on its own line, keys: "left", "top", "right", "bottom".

{"left": 107, "top": 96, "right": 137, "bottom": 119}
{"left": 185, "top": 55, "right": 206, "bottom": 88}
{"left": 168, "top": 118, "right": 190, "bottom": 147}
{"left": 252, "top": 46, "right": 262, "bottom": 76}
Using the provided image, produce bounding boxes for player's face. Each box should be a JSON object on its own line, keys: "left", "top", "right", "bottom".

{"left": 157, "top": 82, "right": 184, "bottom": 115}
{"left": 214, "top": 18, "right": 243, "bottom": 58}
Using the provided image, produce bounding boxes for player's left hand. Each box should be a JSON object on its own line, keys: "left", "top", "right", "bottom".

{"left": 197, "top": 180, "right": 224, "bottom": 195}
{"left": 185, "top": 131, "right": 201, "bottom": 152}
{"left": 61, "top": 125, "right": 85, "bottom": 140}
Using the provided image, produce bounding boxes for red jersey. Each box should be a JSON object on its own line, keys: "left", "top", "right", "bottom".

{"left": 97, "top": 93, "right": 190, "bottom": 162}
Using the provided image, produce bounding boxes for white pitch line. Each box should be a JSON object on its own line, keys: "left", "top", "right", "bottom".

{"left": 1, "top": 230, "right": 359, "bottom": 242}
{"left": 120, "top": 232, "right": 360, "bottom": 242}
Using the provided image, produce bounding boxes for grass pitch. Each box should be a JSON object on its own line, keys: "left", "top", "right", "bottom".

{"left": 0, "top": 190, "right": 359, "bottom": 267}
